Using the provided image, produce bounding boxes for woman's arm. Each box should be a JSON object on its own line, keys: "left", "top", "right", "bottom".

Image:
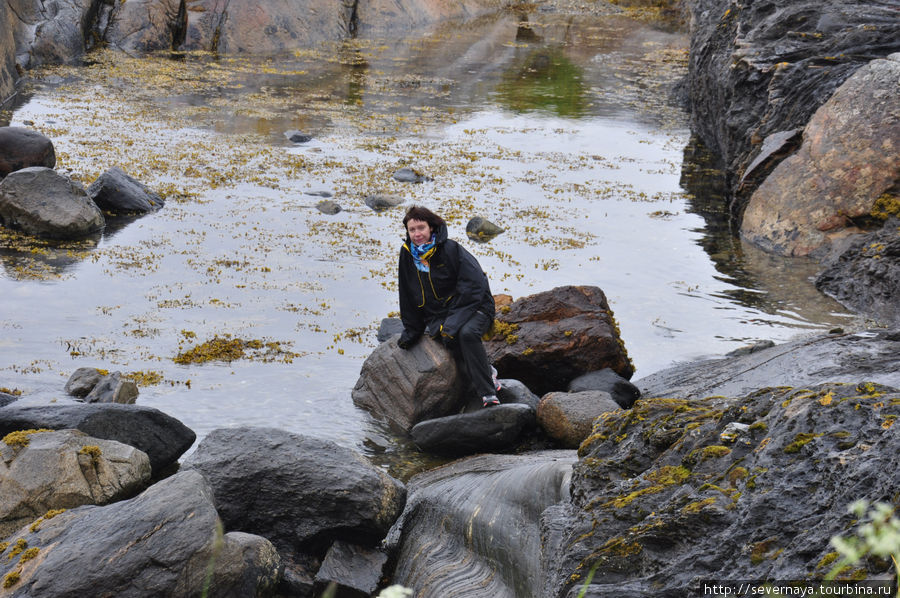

{"left": 398, "top": 249, "right": 425, "bottom": 347}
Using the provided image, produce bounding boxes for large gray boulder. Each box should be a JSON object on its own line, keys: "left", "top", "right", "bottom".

{"left": 87, "top": 166, "right": 165, "bottom": 214}
{"left": 536, "top": 390, "right": 621, "bottom": 449}
{"left": 741, "top": 53, "right": 900, "bottom": 256}
{"left": 352, "top": 336, "right": 464, "bottom": 431}
{"left": 0, "top": 429, "right": 150, "bottom": 539}
{"left": 485, "top": 286, "right": 634, "bottom": 396}
{"left": 9, "top": 0, "right": 98, "bottom": 69}
{"left": 0, "top": 470, "right": 282, "bottom": 597}
{"left": 0, "top": 403, "right": 196, "bottom": 474}
{"left": 104, "top": 0, "right": 185, "bottom": 54}
{"left": 0, "top": 127, "right": 55, "bottom": 177}
{"left": 0, "top": 167, "right": 104, "bottom": 239}
{"left": 0, "top": 4, "right": 15, "bottom": 103}
{"left": 182, "top": 427, "right": 406, "bottom": 556}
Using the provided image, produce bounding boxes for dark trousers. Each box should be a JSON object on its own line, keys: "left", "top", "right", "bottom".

{"left": 452, "top": 310, "right": 495, "bottom": 398}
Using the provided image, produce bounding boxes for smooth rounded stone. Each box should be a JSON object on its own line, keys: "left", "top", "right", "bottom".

{"left": 0, "top": 403, "right": 196, "bottom": 474}
{"left": 182, "top": 427, "right": 406, "bottom": 556}
{"left": 411, "top": 403, "right": 536, "bottom": 456}
{"left": 485, "top": 286, "right": 634, "bottom": 396}
{"left": 314, "top": 541, "right": 388, "bottom": 596}
{"left": 86, "top": 166, "right": 165, "bottom": 214}
{"left": 364, "top": 193, "right": 404, "bottom": 211}
{"left": 465, "top": 216, "right": 504, "bottom": 242}
{"left": 376, "top": 317, "right": 404, "bottom": 343}
{"left": 0, "top": 127, "right": 56, "bottom": 177}
{"left": 567, "top": 368, "right": 640, "bottom": 409}
{"left": 82, "top": 371, "right": 139, "bottom": 405}
{"left": 64, "top": 367, "right": 104, "bottom": 398}
{"left": 537, "top": 391, "right": 621, "bottom": 449}
{"left": 496, "top": 378, "right": 540, "bottom": 411}
{"left": 285, "top": 130, "right": 313, "bottom": 143}
{"left": 741, "top": 54, "right": 900, "bottom": 256}
{"left": 0, "top": 167, "right": 105, "bottom": 239}
{"left": 386, "top": 451, "right": 576, "bottom": 598}
{"left": 392, "top": 167, "right": 432, "bottom": 183}
{"left": 0, "top": 470, "right": 282, "bottom": 597}
{"left": 815, "top": 217, "right": 900, "bottom": 326}
{"left": 0, "top": 429, "right": 151, "bottom": 538}
{"left": 636, "top": 328, "right": 900, "bottom": 401}
{"left": 315, "top": 199, "right": 342, "bottom": 215}
{"left": 352, "top": 335, "right": 464, "bottom": 431}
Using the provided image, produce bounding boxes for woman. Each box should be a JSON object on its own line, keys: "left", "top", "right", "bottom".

{"left": 397, "top": 205, "right": 501, "bottom": 407}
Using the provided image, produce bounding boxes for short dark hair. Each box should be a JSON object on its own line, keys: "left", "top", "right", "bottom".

{"left": 403, "top": 205, "right": 445, "bottom": 231}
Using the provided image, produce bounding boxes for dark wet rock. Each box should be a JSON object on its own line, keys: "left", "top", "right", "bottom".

{"left": 686, "top": 0, "right": 900, "bottom": 211}
{"left": 0, "top": 167, "right": 104, "bottom": 239}
{"left": 386, "top": 451, "right": 575, "bottom": 598}
{"left": 63, "top": 367, "right": 104, "bottom": 398}
{"left": 536, "top": 390, "right": 620, "bottom": 449}
{"left": 465, "top": 216, "right": 504, "bottom": 242}
{"left": 548, "top": 381, "right": 900, "bottom": 597}
{"left": 0, "top": 392, "right": 18, "bottom": 408}
{"left": 411, "top": 403, "right": 535, "bottom": 456}
{"left": 724, "top": 339, "right": 776, "bottom": 358}
{"left": 83, "top": 371, "right": 139, "bottom": 404}
{"left": 87, "top": 166, "right": 165, "bottom": 214}
{"left": 286, "top": 130, "right": 313, "bottom": 143}
{"left": 0, "top": 429, "right": 151, "bottom": 538}
{"left": 376, "top": 317, "right": 404, "bottom": 343}
{"left": 0, "top": 403, "right": 196, "bottom": 474}
{"left": 567, "top": 368, "right": 640, "bottom": 409}
{"left": 306, "top": 190, "right": 333, "bottom": 198}
{"left": 741, "top": 54, "right": 900, "bottom": 256}
{"left": 497, "top": 378, "right": 540, "bottom": 411}
{"left": 8, "top": 0, "right": 97, "bottom": 69}
{"left": 0, "top": 127, "right": 55, "bottom": 177}
{"left": 105, "top": 0, "right": 184, "bottom": 53}
{"left": 392, "top": 167, "right": 432, "bottom": 183}
{"left": 352, "top": 335, "right": 464, "bottom": 431}
{"left": 364, "top": 193, "right": 404, "bottom": 211}
{"left": 0, "top": 470, "right": 282, "bottom": 597}
{"left": 182, "top": 427, "right": 406, "bottom": 557}
{"left": 315, "top": 199, "right": 342, "bottom": 215}
{"left": 485, "top": 286, "right": 634, "bottom": 396}
{"left": 636, "top": 329, "right": 900, "bottom": 401}
{"left": 314, "top": 541, "right": 388, "bottom": 597}
{"left": 815, "top": 218, "right": 900, "bottom": 326}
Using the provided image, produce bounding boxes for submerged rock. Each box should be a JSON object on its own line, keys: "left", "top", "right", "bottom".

{"left": 285, "top": 130, "right": 313, "bottom": 143}
{"left": 0, "top": 167, "right": 104, "bottom": 239}
{"left": 0, "top": 127, "right": 55, "bottom": 177}
{"left": 485, "top": 286, "right": 634, "bottom": 396}
{"left": 392, "top": 167, "right": 432, "bottom": 183}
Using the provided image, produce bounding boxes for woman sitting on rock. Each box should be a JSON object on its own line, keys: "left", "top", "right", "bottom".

{"left": 397, "top": 205, "right": 501, "bottom": 407}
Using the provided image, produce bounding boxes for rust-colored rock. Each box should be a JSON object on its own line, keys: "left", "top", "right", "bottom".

{"left": 485, "top": 285, "right": 633, "bottom": 396}
{"left": 741, "top": 54, "right": 900, "bottom": 256}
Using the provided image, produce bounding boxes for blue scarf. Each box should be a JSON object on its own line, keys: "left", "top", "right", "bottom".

{"left": 411, "top": 235, "right": 436, "bottom": 272}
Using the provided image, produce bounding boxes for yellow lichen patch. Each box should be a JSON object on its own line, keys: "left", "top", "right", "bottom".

{"left": 30, "top": 508, "right": 67, "bottom": 533}
{"left": 871, "top": 192, "right": 900, "bottom": 221}
{"left": 3, "top": 571, "right": 20, "bottom": 588}
{"left": 817, "top": 552, "right": 839, "bottom": 570}
{"left": 882, "top": 415, "right": 896, "bottom": 430}
{"left": 818, "top": 391, "right": 834, "bottom": 406}
{"left": 487, "top": 320, "right": 519, "bottom": 345}
{"left": 2, "top": 429, "right": 53, "bottom": 449}
{"left": 19, "top": 547, "right": 39, "bottom": 564}
{"left": 681, "top": 497, "right": 716, "bottom": 514}
{"left": 7, "top": 539, "right": 27, "bottom": 560}
{"left": 79, "top": 445, "right": 102, "bottom": 460}
{"left": 595, "top": 536, "right": 643, "bottom": 557}
{"left": 727, "top": 466, "right": 749, "bottom": 486}
{"left": 784, "top": 432, "right": 823, "bottom": 454}
{"left": 0, "top": 387, "right": 23, "bottom": 396}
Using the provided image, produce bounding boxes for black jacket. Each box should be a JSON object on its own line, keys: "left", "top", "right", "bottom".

{"left": 398, "top": 223, "right": 495, "bottom": 347}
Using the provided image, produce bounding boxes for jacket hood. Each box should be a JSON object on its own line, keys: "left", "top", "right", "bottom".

{"left": 404, "top": 222, "right": 448, "bottom": 247}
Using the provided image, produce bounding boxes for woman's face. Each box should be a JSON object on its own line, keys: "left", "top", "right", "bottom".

{"left": 407, "top": 218, "right": 433, "bottom": 246}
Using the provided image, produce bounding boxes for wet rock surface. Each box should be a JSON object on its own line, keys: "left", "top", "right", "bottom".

{"left": 567, "top": 367, "right": 641, "bottom": 409}
{"left": 537, "top": 390, "right": 621, "bottom": 449}
{"left": 485, "top": 286, "right": 634, "bottom": 396}
{"left": 0, "top": 167, "right": 104, "bottom": 239}
{"left": 635, "top": 328, "right": 900, "bottom": 400}
{"left": 547, "top": 380, "right": 900, "bottom": 597}
{"left": 815, "top": 218, "right": 900, "bottom": 326}
{"left": 87, "top": 166, "right": 165, "bottom": 214}
{"left": 410, "top": 403, "right": 535, "bottom": 456}
{"left": 741, "top": 53, "right": 900, "bottom": 256}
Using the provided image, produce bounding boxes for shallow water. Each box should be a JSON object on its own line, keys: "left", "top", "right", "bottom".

{"left": 0, "top": 10, "right": 854, "bottom": 470}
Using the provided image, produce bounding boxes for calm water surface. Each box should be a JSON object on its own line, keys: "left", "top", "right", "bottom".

{"left": 0, "top": 10, "right": 854, "bottom": 468}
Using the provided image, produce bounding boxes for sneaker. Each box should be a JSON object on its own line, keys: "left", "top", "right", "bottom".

{"left": 482, "top": 395, "right": 500, "bottom": 407}
{"left": 491, "top": 366, "right": 501, "bottom": 392}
